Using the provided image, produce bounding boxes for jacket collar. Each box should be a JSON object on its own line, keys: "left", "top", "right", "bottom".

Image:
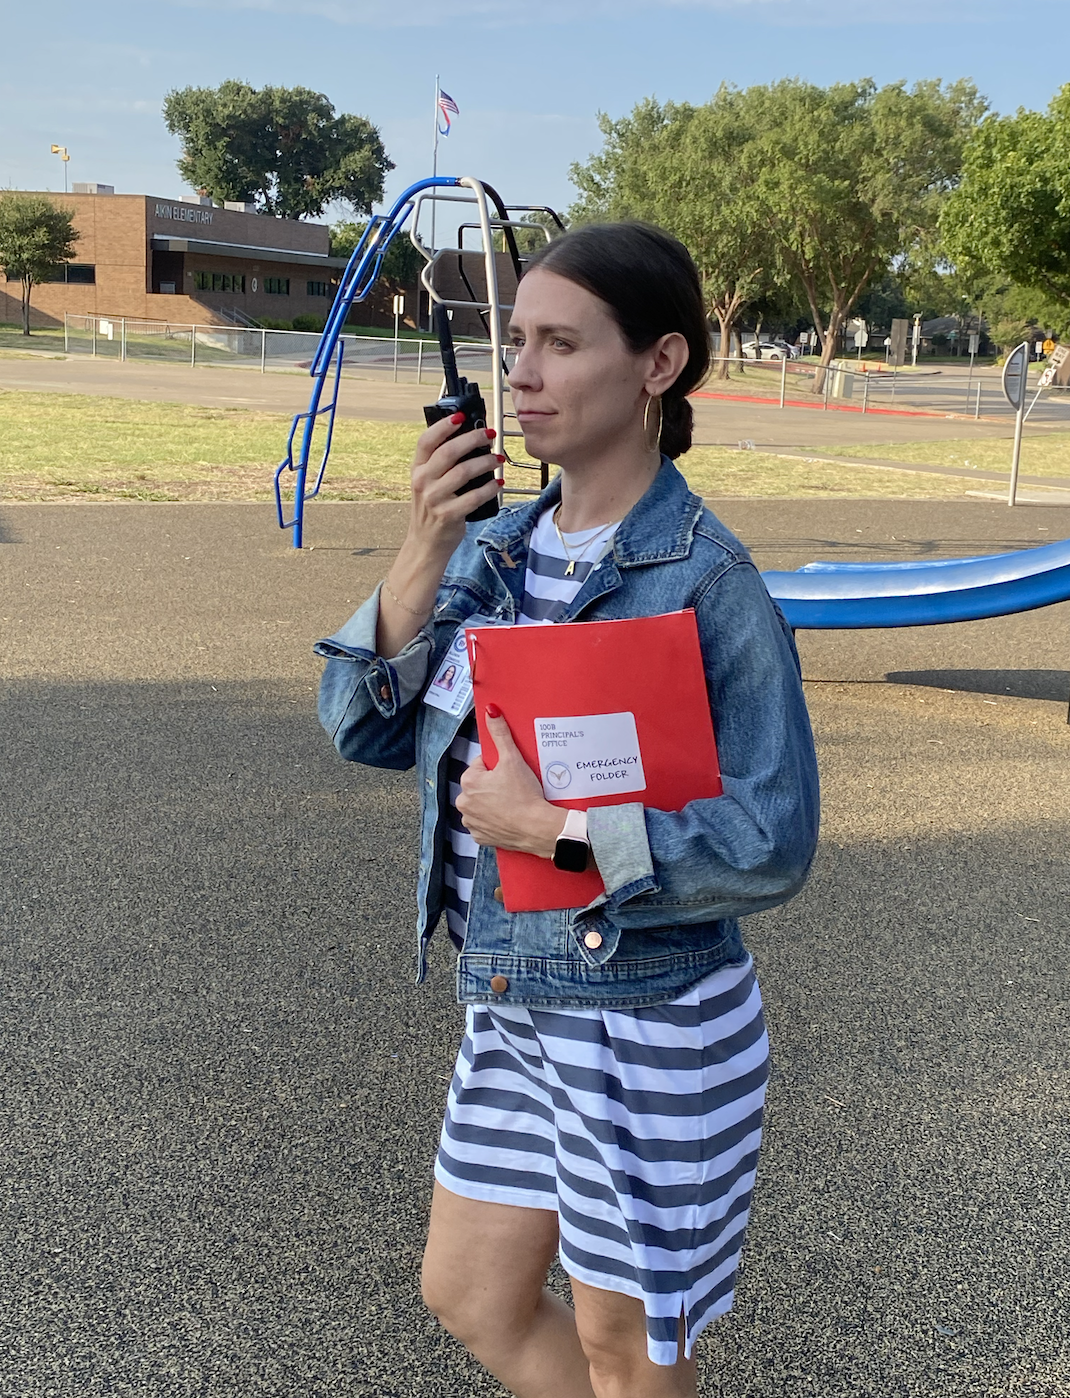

{"left": 476, "top": 456, "right": 704, "bottom": 566}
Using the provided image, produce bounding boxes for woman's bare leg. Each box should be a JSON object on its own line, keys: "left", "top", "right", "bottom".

{"left": 570, "top": 1275, "right": 697, "bottom": 1398}
{"left": 421, "top": 1182, "right": 595, "bottom": 1398}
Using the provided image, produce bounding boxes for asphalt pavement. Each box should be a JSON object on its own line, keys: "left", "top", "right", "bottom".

{"left": 2, "top": 497, "right": 1069, "bottom": 1397}
{"left": 3, "top": 354, "right": 1070, "bottom": 450}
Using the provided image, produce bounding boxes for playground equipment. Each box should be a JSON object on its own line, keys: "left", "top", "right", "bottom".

{"left": 274, "top": 175, "right": 564, "bottom": 548}
{"left": 762, "top": 537, "right": 1070, "bottom": 718}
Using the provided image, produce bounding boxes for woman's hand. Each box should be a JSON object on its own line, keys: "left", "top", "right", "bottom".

{"left": 457, "top": 709, "right": 566, "bottom": 858}
{"left": 376, "top": 415, "right": 503, "bottom": 658}
{"left": 407, "top": 413, "right": 502, "bottom": 562}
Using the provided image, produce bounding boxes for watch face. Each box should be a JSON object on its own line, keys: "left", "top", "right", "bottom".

{"left": 553, "top": 837, "right": 589, "bottom": 873}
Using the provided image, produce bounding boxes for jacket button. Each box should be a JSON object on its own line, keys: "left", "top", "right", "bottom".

{"left": 490, "top": 974, "right": 509, "bottom": 994}
{"left": 379, "top": 684, "right": 390, "bottom": 700}
{"left": 584, "top": 930, "right": 603, "bottom": 950}
{"left": 493, "top": 886, "right": 504, "bottom": 903}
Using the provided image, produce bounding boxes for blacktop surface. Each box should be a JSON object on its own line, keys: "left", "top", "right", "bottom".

{"left": 3, "top": 353, "right": 1070, "bottom": 451}
{"left": 2, "top": 492, "right": 1069, "bottom": 1397}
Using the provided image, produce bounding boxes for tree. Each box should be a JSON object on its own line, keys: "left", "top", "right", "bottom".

{"left": 329, "top": 220, "right": 424, "bottom": 283}
{"left": 0, "top": 194, "right": 78, "bottom": 335}
{"left": 741, "top": 78, "right": 986, "bottom": 385}
{"left": 163, "top": 80, "right": 393, "bottom": 219}
{"left": 940, "top": 84, "right": 1070, "bottom": 312}
{"left": 569, "top": 94, "right": 778, "bottom": 378}
{"left": 977, "top": 278, "right": 1069, "bottom": 351}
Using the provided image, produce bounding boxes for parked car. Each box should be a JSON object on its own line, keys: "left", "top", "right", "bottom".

{"left": 739, "top": 338, "right": 800, "bottom": 361}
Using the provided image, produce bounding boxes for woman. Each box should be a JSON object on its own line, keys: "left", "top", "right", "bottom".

{"left": 316, "top": 223, "right": 820, "bottom": 1397}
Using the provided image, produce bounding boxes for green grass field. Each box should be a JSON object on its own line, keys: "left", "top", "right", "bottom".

{"left": 0, "top": 389, "right": 1057, "bottom": 503}
{"left": 818, "top": 433, "right": 1070, "bottom": 478}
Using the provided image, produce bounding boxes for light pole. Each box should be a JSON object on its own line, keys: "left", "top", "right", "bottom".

{"left": 50, "top": 145, "right": 70, "bottom": 192}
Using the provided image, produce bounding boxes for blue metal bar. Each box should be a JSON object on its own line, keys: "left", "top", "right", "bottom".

{"left": 273, "top": 338, "right": 344, "bottom": 548}
{"left": 275, "top": 175, "right": 461, "bottom": 548}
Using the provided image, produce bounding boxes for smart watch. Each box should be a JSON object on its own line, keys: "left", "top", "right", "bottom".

{"left": 553, "top": 809, "right": 590, "bottom": 873}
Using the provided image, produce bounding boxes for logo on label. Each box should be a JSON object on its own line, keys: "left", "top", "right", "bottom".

{"left": 545, "top": 762, "right": 573, "bottom": 790}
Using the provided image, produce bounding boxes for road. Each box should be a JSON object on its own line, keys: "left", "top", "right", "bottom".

{"left": 2, "top": 497, "right": 1068, "bottom": 1396}
{"left": 3, "top": 353, "right": 1069, "bottom": 450}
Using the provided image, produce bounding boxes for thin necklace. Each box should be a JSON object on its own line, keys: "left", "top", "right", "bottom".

{"left": 552, "top": 504, "right": 619, "bottom": 576}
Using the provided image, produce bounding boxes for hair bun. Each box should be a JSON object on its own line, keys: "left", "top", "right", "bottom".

{"left": 660, "top": 394, "right": 693, "bottom": 459}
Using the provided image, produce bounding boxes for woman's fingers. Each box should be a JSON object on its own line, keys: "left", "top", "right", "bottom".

{"left": 403, "top": 420, "right": 500, "bottom": 556}
{"left": 416, "top": 419, "right": 497, "bottom": 476}
{"left": 417, "top": 451, "right": 502, "bottom": 528}
{"left": 414, "top": 411, "right": 469, "bottom": 464}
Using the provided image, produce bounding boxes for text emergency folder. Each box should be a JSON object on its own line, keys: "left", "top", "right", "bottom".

{"left": 466, "top": 609, "right": 722, "bottom": 913}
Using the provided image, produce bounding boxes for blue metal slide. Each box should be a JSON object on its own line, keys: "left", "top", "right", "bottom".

{"left": 761, "top": 537, "right": 1070, "bottom": 630}
{"left": 762, "top": 536, "right": 1070, "bottom": 719}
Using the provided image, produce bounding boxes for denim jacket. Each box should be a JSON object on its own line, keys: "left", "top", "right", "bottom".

{"left": 315, "top": 458, "right": 819, "bottom": 1009}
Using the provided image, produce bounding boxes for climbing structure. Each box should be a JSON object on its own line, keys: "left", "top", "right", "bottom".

{"left": 274, "top": 175, "right": 564, "bottom": 548}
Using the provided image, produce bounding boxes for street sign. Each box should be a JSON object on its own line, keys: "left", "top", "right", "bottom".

{"left": 392, "top": 294, "right": 406, "bottom": 316}
{"left": 856, "top": 328, "right": 869, "bottom": 348}
{"left": 1038, "top": 365, "right": 1056, "bottom": 388}
{"left": 968, "top": 331, "right": 980, "bottom": 356}
{"left": 1043, "top": 337, "right": 1056, "bottom": 356}
{"left": 1002, "top": 342, "right": 1031, "bottom": 507}
{"left": 1001, "top": 342, "right": 1029, "bottom": 411}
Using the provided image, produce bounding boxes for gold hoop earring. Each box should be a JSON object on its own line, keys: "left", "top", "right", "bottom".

{"left": 643, "top": 395, "right": 663, "bottom": 453}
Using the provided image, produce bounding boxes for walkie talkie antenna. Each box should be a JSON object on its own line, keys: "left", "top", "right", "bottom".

{"left": 433, "top": 303, "right": 461, "bottom": 397}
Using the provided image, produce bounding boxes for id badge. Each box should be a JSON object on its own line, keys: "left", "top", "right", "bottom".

{"left": 423, "top": 614, "right": 504, "bottom": 716}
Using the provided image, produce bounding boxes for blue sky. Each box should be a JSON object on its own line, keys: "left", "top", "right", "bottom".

{"left": 3, "top": 0, "right": 1066, "bottom": 226}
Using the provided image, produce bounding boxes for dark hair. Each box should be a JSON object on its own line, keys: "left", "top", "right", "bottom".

{"left": 524, "top": 222, "right": 709, "bottom": 458}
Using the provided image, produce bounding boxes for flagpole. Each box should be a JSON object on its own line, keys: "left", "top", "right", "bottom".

{"left": 431, "top": 74, "right": 440, "bottom": 255}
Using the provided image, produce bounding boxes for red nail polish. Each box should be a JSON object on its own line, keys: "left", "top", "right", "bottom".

{"left": 486, "top": 703, "right": 502, "bottom": 719}
{"left": 485, "top": 427, "right": 496, "bottom": 439}
{"left": 495, "top": 453, "right": 506, "bottom": 463}
{"left": 449, "top": 411, "right": 466, "bottom": 425}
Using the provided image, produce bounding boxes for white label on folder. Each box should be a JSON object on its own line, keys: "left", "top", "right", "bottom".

{"left": 534, "top": 712, "right": 646, "bottom": 800}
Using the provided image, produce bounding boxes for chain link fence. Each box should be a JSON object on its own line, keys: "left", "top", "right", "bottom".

{"left": 62, "top": 314, "right": 497, "bottom": 384}
{"left": 702, "top": 353, "right": 1070, "bottom": 426}
{"left": 60, "top": 317, "right": 1069, "bottom": 426}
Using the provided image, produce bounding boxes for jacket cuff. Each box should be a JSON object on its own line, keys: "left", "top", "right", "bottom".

{"left": 586, "top": 802, "right": 657, "bottom": 901}
{"left": 313, "top": 584, "right": 432, "bottom": 711}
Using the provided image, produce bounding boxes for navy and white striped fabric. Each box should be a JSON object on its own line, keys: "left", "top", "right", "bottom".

{"left": 442, "top": 508, "right": 620, "bottom": 948}
{"left": 436, "top": 956, "right": 770, "bottom": 1366}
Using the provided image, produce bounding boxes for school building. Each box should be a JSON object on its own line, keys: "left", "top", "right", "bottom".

{"left": 0, "top": 186, "right": 352, "bottom": 330}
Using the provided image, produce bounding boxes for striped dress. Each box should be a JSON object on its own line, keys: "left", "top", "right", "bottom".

{"left": 435, "top": 508, "right": 771, "bottom": 1367}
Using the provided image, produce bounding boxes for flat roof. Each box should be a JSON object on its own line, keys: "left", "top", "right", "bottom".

{"left": 150, "top": 235, "right": 347, "bottom": 269}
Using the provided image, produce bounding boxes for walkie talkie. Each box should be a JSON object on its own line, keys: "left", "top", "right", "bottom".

{"left": 423, "top": 304, "right": 499, "bottom": 522}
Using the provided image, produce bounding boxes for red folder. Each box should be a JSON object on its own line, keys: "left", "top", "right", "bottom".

{"left": 466, "top": 610, "right": 722, "bottom": 913}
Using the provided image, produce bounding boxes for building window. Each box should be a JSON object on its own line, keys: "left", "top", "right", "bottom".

{"left": 307, "top": 280, "right": 330, "bottom": 297}
{"left": 193, "top": 271, "right": 245, "bottom": 292}
{"left": 265, "top": 277, "right": 290, "bottom": 295}
{"left": 43, "top": 263, "right": 96, "bottom": 284}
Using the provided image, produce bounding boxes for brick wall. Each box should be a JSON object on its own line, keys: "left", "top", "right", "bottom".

{"left": 0, "top": 192, "right": 336, "bottom": 330}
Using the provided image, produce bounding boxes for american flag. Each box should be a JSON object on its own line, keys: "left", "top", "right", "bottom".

{"left": 438, "top": 89, "right": 459, "bottom": 135}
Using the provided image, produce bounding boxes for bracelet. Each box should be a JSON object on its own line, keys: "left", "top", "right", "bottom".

{"left": 382, "top": 579, "right": 432, "bottom": 618}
